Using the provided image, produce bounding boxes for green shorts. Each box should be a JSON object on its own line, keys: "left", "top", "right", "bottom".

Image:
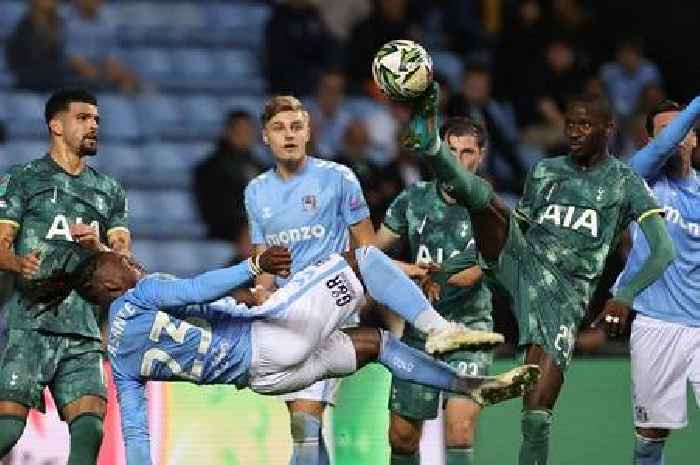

{"left": 0, "top": 329, "right": 106, "bottom": 415}
{"left": 389, "top": 336, "right": 492, "bottom": 420}
{"left": 484, "top": 215, "right": 586, "bottom": 370}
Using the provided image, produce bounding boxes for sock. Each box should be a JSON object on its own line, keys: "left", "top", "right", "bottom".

{"left": 355, "top": 246, "right": 448, "bottom": 334}
{"left": 391, "top": 452, "right": 420, "bottom": 465}
{"left": 518, "top": 410, "right": 552, "bottom": 465}
{"left": 290, "top": 412, "right": 323, "bottom": 465}
{"left": 377, "top": 330, "right": 486, "bottom": 395}
{"left": 0, "top": 414, "right": 26, "bottom": 457}
{"left": 633, "top": 434, "right": 666, "bottom": 465}
{"left": 446, "top": 446, "right": 474, "bottom": 465}
{"left": 68, "top": 413, "right": 104, "bottom": 465}
{"left": 427, "top": 143, "right": 494, "bottom": 212}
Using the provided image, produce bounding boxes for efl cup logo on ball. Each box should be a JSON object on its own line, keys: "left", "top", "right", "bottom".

{"left": 372, "top": 39, "right": 433, "bottom": 101}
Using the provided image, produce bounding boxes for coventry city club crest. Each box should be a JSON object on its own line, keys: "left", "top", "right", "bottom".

{"left": 302, "top": 195, "right": 317, "bottom": 211}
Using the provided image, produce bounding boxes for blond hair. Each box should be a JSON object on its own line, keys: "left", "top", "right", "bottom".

{"left": 261, "top": 95, "right": 307, "bottom": 126}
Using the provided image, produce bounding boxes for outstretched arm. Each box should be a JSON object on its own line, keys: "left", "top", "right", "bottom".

{"left": 134, "top": 248, "right": 291, "bottom": 309}
{"left": 114, "top": 376, "right": 151, "bottom": 465}
{"left": 630, "top": 96, "right": 700, "bottom": 179}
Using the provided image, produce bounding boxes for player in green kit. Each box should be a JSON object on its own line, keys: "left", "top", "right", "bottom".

{"left": 0, "top": 89, "right": 131, "bottom": 465}
{"left": 404, "top": 84, "right": 675, "bottom": 465}
{"left": 377, "top": 117, "right": 493, "bottom": 465}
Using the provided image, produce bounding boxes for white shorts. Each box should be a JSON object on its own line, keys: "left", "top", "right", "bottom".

{"left": 248, "top": 254, "right": 364, "bottom": 400}
{"left": 630, "top": 314, "right": 700, "bottom": 429}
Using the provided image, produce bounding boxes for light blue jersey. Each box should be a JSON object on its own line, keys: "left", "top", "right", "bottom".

{"left": 244, "top": 156, "right": 369, "bottom": 286}
{"left": 614, "top": 96, "right": 700, "bottom": 326}
{"left": 109, "top": 262, "right": 260, "bottom": 465}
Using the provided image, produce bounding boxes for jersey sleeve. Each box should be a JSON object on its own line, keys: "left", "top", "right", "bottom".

{"left": 623, "top": 172, "right": 663, "bottom": 225}
{"left": 114, "top": 374, "right": 151, "bottom": 465}
{"left": 244, "top": 185, "right": 265, "bottom": 245}
{"left": 0, "top": 170, "right": 24, "bottom": 228}
{"left": 339, "top": 169, "right": 370, "bottom": 226}
{"left": 132, "top": 261, "right": 254, "bottom": 309}
{"left": 439, "top": 240, "right": 479, "bottom": 276}
{"left": 382, "top": 189, "right": 409, "bottom": 235}
{"left": 514, "top": 168, "right": 536, "bottom": 221}
{"left": 107, "top": 182, "right": 129, "bottom": 235}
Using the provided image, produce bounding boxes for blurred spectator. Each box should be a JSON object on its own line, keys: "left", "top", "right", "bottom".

{"left": 447, "top": 61, "right": 525, "bottom": 193}
{"left": 265, "top": 0, "right": 337, "bottom": 96}
{"left": 5, "top": 0, "right": 66, "bottom": 92}
{"left": 345, "top": 0, "right": 420, "bottom": 94}
{"left": 495, "top": 0, "right": 549, "bottom": 106}
{"left": 336, "top": 120, "right": 402, "bottom": 224}
{"left": 600, "top": 37, "right": 662, "bottom": 119}
{"left": 549, "top": 0, "right": 596, "bottom": 59}
{"left": 0, "top": 121, "right": 6, "bottom": 145}
{"left": 65, "top": 0, "right": 142, "bottom": 93}
{"left": 309, "top": 0, "right": 371, "bottom": 42}
{"left": 364, "top": 100, "right": 412, "bottom": 166}
{"left": 306, "top": 70, "right": 353, "bottom": 158}
{"left": 194, "top": 111, "right": 265, "bottom": 242}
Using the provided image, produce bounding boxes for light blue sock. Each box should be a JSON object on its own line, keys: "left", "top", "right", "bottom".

{"left": 355, "top": 246, "right": 446, "bottom": 333}
{"left": 377, "top": 330, "right": 482, "bottom": 394}
{"left": 633, "top": 435, "right": 665, "bottom": 465}
{"left": 290, "top": 412, "right": 323, "bottom": 465}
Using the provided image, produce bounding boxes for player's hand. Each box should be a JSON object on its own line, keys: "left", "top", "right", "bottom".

{"left": 418, "top": 274, "right": 441, "bottom": 303}
{"left": 256, "top": 246, "right": 292, "bottom": 277}
{"left": 15, "top": 249, "right": 41, "bottom": 279}
{"left": 593, "top": 299, "right": 631, "bottom": 337}
{"left": 70, "top": 223, "right": 104, "bottom": 251}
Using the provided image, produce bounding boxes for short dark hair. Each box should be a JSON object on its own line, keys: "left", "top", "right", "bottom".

{"left": 567, "top": 94, "right": 612, "bottom": 123}
{"left": 225, "top": 110, "right": 253, "bottom": 127}
{"left": 440, "top": 117, "right": 487, "bottom": 149}
{"left": 645, "top": 100, "right": 683, "bottom": 136}
{"left": 45, "top": 88, "right": 98, "bottom": 125}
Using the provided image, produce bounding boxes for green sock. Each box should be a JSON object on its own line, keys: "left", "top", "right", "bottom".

{"left": 0, "top": 414, "right": 26, "bottom": 457}
{"left": 428, "top": 143, "right": 494, "bottom": 211}
{"left": 446, "top": 446, "right": 474, "bottom": 465}
{"left": 67, "top": 414, "right": 104, "bottom": 465}
{"left": 391, "top": 452, "right": 420, "bottom": 465}
{"left": 518, "top": 410, "right": 552, "bottom": 465}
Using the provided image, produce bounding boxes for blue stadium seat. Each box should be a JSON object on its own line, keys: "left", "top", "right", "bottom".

{"left": 214, "top": 50, "right": 265, "bottom": 94}
{"left": 99, "top": 95, "right": 143, "bottom": 142}
{"left": 179, "top": 95, "right": 223, "bottom": 139}
{"left": 431, "top": 50, "right": 464, "bottom": 92}
{"left": 132, "top": 239, "right": 234, "bottom": 277}
{"left": 161, "top": 3, "right": 208, "bottom": 46}
{"left": 0, "top": 1, "right": 24, "bottom": 40}
{"left": 144, "top": 142, "right": 210, "bottom": 188}
{"left": 206, "top": 3, "right": 271, "bottom": 48}
{"left": 3, "top": 141, "right": 48, "bottom": 168}
{"left": 219, "top": 96, "right": 266, "bottom": 122}
{"left": 137, "top": 94, "right": 184, "bottom": 140}
{"left": 6, "top": 93, "right": 47, "bottom": 139}
{"left": 123, "top": 48, "right": 173, "bottom": 83}
{"left": 99, "top": 144, "right": 144, "bottom": 185}
{"left": 170, "top": 48, "right": 217, "bottom": 91}
{"left": 113, "top": 2, "right": 164, "bottom": 45}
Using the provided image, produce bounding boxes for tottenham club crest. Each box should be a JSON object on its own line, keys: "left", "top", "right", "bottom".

{"left": 302, "top": 195, "right": 317, "bottom": 212}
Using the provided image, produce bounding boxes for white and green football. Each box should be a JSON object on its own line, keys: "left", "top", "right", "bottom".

{"left": 372, "top": 39, "right": 433, "bottom": 100}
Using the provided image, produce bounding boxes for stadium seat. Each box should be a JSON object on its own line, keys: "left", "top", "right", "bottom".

{"left": 161, "top": 3, "right": 208, "bottom": 46}
{"left": 179, "top": 95, "right": 223, "bottom": 139}
{"left": 127, "top": 188, "right": 205, "bottom": 239}
{"left": 5, "top": 93, "right": 47, "bottom": 139}
{"left": 0, "top": 1, "right": 24, "bottom": 40}
{"left": 143, "top": 142, "right": 211, "bottom": 188}
{"left": 136, "top": 94, "right": 185, "bottom": 140}
{"left": 219, "top": 96, "right": 266, "bottom": 122}
{"left": 113, "top": 2, "right": 164, "bottom": 45}
{"left": 122, "top": 48, "right": 173, "bottom": 83}
{"left": 170, "top": 48, "right": 217, "bottom": 91}
{"left": 344, "top": 97, "right": 384, "bottom": 120}
{"left": 3, "top": 141, "right": 48, "bottom": 168}
{"left": 214, "top": 50, "right": 265, "bottom": 94}
{"left": 206, "top": 3, "right": 271, "bottom": 48}
{"left": 99, "top": 144, "right": 144, "bottom": 185}
{"left": 132, "top": 239, "right": 234, "bottom": 277}
{"left": 99, "top": 95, "right": 143, "bottom": 142}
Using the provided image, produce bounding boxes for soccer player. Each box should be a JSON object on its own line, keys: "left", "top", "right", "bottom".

{"left": 244, "top": 95, "right": 375, "bottom": 465}
{"left": 404, "top": 83, "right": 675, "bottom": 465}
{"left": 0, "top": 89, "right": 131, "bottom": 465}
{"left": 376, "top": 117, "right": 493, "bottom": 465}
{"left": 601, "top": 97, "right": 700, "bottom": 465}
{"left": 28, "top": 244, "right": 538, "bottom": 465}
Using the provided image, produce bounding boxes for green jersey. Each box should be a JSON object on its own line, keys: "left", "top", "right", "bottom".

{"left": 514, "top": 155, "right": 661, "bottom": 309}
{"left": 0, "top": 155, "right": 129, "bottom": 339}
{"left": 383, "top": 181, "right": 492, "bottom": 335}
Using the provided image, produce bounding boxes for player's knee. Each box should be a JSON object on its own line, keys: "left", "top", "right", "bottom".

{"left": 521, "top": 410, "right": 552, "bottom": 445}
{"left": 389, "top": 418, "right": 421, "bottom": 454}
{"left": 69, "top": 413, "right": 104, "bottom": 445}
{"left": 344, "top": 328, "right": 380, "bottom": 367}
{"left": 290, "top": 412, "right": 322, "bottom": 443}
{"left": 635, "top": 427, "right": 669, "bottom": 440}
{"left": 444, "top": 419, "right": 475, "bottom": 447}
{"left": 0, "top": 414, "right": 26, "bottom": 455}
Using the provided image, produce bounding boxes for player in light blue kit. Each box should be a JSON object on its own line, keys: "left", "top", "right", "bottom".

{"left": 29, "top": 245, "right": 536, "bottom": 465}
{"left": 599, "top": 96, "right": 700, "bottom": 465}
{"left": 244, "top": 95, "right": 376, "bottom": 465}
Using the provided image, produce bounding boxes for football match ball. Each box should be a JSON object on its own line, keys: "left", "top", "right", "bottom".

{"left": 372, "top": 39, "right": 433, "bottom": 100}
